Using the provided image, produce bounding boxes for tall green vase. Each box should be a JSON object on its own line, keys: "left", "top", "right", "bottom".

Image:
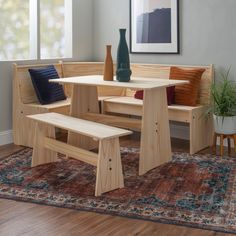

{"left": 116, "top": 29, "right": 132, "bottom": 82}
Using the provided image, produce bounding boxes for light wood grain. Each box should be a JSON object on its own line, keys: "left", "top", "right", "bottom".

{"left": 59, "top": 62, "right": 213, "bottom": 105}
{"left": 103, "top": 97, "right": 203, "bottom": 122}
{"left": 103, "top": 96, "right": 213, "bottom": 154}
{"left": 81, "top": 113, "right": 141, "bottom": 131}
{"left": 55, "top": 77, "right": 185, "bottom": 175}
{"left": 68, "top": 84, "right": 100, "bottom": 150}
{"left": 103, "top": 93, "right": 214, "bottom": 154}
{"left": 60, "top": 61, "right": 125, "bottom": 97}
{"left": 190, "top": 106, "right": 213, "bottom": 154}
{"left": 28, "top": 112, "right": 130, "bottom": 195}
{"left": 104, "top": 100, "right": 142, "bottom": 116}
{"left": 129, "top": 63, "right": 214, "bottom": 105}
{"left": 51, "top": 75, "right": 188, "bottom": 90}
{"left": 139, "top": 88, "right": 172, "bottom": 175}
{"left": 96, "top": 138, "right": 124, "bottom": 196}
{"left": 14, "top": 63, "right": 63, "bottom": 104}
{"left": 12, "top": 63, "right": 71, "bottom": 148}
{"left": 13, "top": 61, "right": 213, "bottom": 151}
{"left": 31, "top": 123, "right": 57, "bottom": 167}
{"left": 44, "top": 137, "right": 98, "bottom": 166}
{"left": 28, "top": 113, "right": 132, "bottom": 140}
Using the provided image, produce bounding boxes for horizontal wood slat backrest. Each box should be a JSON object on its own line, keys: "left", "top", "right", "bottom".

{"left": 13, "top": 63, "right": 63, "bottom": 104}
{"left": 129, "top": 64, "right": 214, "bottom": 105}
{"left": 60, "top": 62, "right": 125, "bottom": 97}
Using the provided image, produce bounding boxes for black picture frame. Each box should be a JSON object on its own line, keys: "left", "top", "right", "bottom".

{"left": 130, "top": 0, "right": 180, "bottom": 54}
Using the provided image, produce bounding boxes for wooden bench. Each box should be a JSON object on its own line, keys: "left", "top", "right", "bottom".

{"left": 102, "top": 63, "right": 214, "bottom": 154}
{"left": 28, "top": 112, "right": 132, "bottom": 196}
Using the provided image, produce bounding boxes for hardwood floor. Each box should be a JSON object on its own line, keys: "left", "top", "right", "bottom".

{"left": 0, "top": 138, "right": 235, "bottom": 236}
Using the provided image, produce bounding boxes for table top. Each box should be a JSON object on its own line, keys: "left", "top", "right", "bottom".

{"left": 50, "top": 75, "right": 188, "bottom": 90}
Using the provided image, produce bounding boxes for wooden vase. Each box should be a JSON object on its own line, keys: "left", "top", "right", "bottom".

{"left": 103, "top": 45, "right": 114, "bottom": 81}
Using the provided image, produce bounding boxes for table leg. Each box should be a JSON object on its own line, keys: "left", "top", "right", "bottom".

{"left": 139, "top": 88, "right": 172, "bottom": 175}
{"left": 68, "top": 84, "right": 100, "bottom": 150}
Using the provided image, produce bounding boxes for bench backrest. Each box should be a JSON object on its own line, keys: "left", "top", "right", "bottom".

{"left": 13, "top": 63, "right": 63, "bottom": 104}
{"left": 129, "top": 64, "right": 214, "bottom": 105}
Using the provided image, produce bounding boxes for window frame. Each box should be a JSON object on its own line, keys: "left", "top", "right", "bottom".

{"left": 0, "top": 0, "right": 73, "bottom": 61}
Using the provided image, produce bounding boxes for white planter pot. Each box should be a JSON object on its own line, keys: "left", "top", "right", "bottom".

{"left": 213, "top": 115, "right": 236, "bottom": 134}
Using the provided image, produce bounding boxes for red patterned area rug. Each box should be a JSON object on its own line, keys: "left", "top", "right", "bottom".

{"left": 0, "top": 148, "right": 236, "bottom": 234}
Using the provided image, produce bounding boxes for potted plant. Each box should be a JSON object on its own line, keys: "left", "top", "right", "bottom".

{"left": 210, "top": 68, "right": 236, "bottom": 134}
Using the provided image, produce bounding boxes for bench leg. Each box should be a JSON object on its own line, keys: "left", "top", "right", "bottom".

{"left": 31, "top": 123, "right": 57, "bottom": 167}
{"left": 95, "top": 138, "right": 124, "bottom": 196}
{"left": 139, "top": 88, "right": 171, "bottom": 175}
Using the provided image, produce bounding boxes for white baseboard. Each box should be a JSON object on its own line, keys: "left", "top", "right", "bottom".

{"left": 0, "top": 130, "right": 13, "bottom": 146}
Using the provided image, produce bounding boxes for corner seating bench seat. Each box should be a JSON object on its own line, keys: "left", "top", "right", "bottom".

{"left": 13, "top": 62, "right": 214, "bottom": 154}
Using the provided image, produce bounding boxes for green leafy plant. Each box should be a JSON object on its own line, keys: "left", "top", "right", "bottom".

{"left": 209, "top": 67, "right": 236, "bottom": 117}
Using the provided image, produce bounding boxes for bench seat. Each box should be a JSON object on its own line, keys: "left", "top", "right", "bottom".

{"left": 103, "top": 96, "right": 202, "bottom": 110}
{"left": 103, "top": 96, "right": 204, "bottom": 117}
{"left": 103, "top": 96, "right": 213, "bottom": 154}
{"left": 28, "top": 112, "right": 132, "bottom": 196}
{"left": 26, "top": 98, "right": 71, "bottom": 110}
{"left": 28, "top": 112, "right": 132, "bottom": 140}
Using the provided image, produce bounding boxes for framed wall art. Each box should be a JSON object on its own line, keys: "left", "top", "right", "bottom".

{"left": 130, "top": 0, "right": 179, "bottom": 54}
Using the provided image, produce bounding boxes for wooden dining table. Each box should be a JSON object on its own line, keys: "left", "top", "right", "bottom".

{"left": 51, "top": 75, "right": 187, "bottom": 175}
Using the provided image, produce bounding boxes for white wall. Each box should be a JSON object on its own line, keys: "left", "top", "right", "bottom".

{"left": 93, "top": 0, "right": 236, "bottom": 82}
{"left": 0, "top": 0, "right": 94, "bottom": 142}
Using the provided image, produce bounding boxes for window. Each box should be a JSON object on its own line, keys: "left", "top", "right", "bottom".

{"left": 0, "top": 1, "right": 30, "bottom": 60}
{"left": 0, "top": 0, "right": 72, "bottom": 61}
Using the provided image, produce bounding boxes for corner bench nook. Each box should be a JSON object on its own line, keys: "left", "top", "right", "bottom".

{"left": 13, "top": 62, "right": 214, "bottom": 155}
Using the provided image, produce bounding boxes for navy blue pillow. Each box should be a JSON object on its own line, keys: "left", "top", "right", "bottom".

{"left": 28, "top": 65, "right": 66, "bottom": 105}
